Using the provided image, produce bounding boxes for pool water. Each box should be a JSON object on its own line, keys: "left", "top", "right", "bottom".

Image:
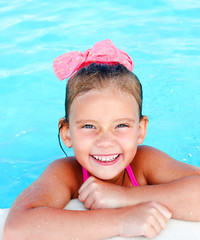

{"left": 0, "top": 0, "right": 200, "bottom": 208}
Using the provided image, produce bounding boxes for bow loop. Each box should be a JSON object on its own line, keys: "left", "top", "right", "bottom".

{"left": 53, "top": 51, "right": 87, "bottom": 80}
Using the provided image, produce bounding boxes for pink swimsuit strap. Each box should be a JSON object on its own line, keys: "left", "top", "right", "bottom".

{"left": 82, "top": 165, "right": 139, "bottom": 186}
{"left": 126, "top": 164, "right": 139, "bottom": 186}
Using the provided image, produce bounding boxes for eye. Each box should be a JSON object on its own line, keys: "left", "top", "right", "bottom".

{"left": 83, "top": 124, "right": 95, "bottom": 129}
{"left": 116, "top": 123, "right": 129, "bottom": 128}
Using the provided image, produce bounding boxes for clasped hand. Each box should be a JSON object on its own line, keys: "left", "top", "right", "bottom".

{"left": 78, "top": 176, "right": 126, "bottom": 209}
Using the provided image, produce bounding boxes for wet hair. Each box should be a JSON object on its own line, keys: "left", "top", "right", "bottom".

{"left": 64, "top": 62, "right": 143, "bottom": 123}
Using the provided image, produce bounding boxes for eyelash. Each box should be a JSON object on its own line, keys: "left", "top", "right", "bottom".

{"left": 116, "top": 124, "right": 129, "bottom": 128}
{"left": 82, "top": 123, "right": 129, "bottom": 130}
{"left": 82, "top": 124, "right": 95, "bottom": 129}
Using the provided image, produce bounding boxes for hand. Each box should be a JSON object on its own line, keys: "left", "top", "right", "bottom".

{"left": 78, "top": 176, "right": 126, "bottom": 209}
{"left": 119, "top": 201, "right": 172, "bottom": 239}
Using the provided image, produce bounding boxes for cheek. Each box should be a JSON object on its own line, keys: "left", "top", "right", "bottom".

{"left": 118, "top": 127, "right": 138, "bottom": 140}
{"left": 120, "top": 135, "right": 137, "bottom": 148}
{"left": 71, "top": 130, "right": 94, "bottom": 153}
{"left": 118, "top": 133, "right": 138, "bottom": 160}
{"left": 117, "top": 129, "right": 139, "bottom": 149}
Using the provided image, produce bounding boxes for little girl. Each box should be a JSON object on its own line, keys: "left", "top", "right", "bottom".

{"left": 3, "top": 40, "right": 200, "bottom": 240}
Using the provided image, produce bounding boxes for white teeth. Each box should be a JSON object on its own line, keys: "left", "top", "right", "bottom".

{"left": 92, "top": 154, "right": 119, "bottom": 162}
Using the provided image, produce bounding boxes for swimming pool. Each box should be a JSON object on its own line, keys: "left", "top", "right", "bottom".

{"left": 0, "top": 0, "right": 200, "bottom": 209}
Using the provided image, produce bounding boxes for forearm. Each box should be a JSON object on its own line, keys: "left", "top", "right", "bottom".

{"left": 125, "top": 175, "right": 200, "bottom": 221}
{"left": 3, "top": 207, "right": 121, "bottom": 240}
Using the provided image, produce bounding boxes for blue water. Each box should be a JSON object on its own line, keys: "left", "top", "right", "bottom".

{"left": 0, "top": 0, "right": 200, "bottom": 208}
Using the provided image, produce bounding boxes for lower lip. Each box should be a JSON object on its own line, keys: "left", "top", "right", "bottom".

{"left": 91, "top": 155, "right": 121, "bottom": 166}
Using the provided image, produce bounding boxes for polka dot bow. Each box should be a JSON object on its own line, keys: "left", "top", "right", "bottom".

{"left": 53, "top": 39, "right": 134, "bottom": 80}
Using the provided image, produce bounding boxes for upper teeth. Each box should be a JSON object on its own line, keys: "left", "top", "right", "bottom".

{"left": 92, "top": 154, "right": 119, "bottom": 162}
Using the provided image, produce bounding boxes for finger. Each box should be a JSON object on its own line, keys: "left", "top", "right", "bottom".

{"left": 78, "top": 176, "right": 96, "bottom": 194}
{"left": 142, "top": 224, "right": 157, "bottom": 239}
{"left": 149, "top": 202, "right": 171, "bottom": 231}
{"left": 146, "top": 206, "right": 167, "bottom": 230}
{"left": 153, "top": 209, "right": 168, "bottom": 230}
{"left": 78, "top": 192, "right": 86, "bottom": 202}
{"left": 151, "top": 201, "right": 172, "bottom": 220}
{"left": 83, "top": 194, "right": 95, "bottom": 209}
{"left": 78, "top": 186, "right": 90, "bottom": 202}
{"left": 78, "top": 177, "right": 97, "bottom": 202}
{"left": 149, "top": 213, "right": 163, "bottom": 234}
{"left": 90, "top": 201, "right": 100, "bottom": 210}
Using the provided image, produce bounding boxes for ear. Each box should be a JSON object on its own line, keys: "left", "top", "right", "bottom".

{"left": 137, "top": 116, "right": 148, "bottom": 145}
{"left": 59, "top": 118, "right": 72, "bottom": 148}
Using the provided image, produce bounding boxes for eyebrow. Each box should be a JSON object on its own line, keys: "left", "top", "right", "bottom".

{"left": 75, "top": 120, "right": 98, "bottom": 125}
{"left": 114, "top": 118, "right": 136, "bottom": 123}
{"left": 75, "top": 118, "right": 135, "bottom": 125}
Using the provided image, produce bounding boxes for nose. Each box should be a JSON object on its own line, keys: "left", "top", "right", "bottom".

{"left": 95, "top": 131, "right": 116, "bottom": 149}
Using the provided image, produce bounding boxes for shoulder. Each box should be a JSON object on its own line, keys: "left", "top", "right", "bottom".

{"left": 42, "top": 157, "right": 83, "bottom": 197}
{"left": 135, "top": 145, "right": 168, "bottom": 162}
{"left": 13, "top": 157, "right": 83, "bottom": 210}
{"left": 133, "top": 145, "right": 174, "bottom": 171}
{"left": 46, "top": 156, "right": 80, "bottom": 174}
{"left": 133, "top": 145, "right": 200, "bottom": 185}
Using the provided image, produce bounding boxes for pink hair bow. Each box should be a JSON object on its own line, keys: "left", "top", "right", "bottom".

{"left": 53, "top": 39, "right": 134, "bottom": 81}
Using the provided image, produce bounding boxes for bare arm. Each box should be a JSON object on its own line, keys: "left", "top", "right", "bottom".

{"left": 78, "top": 146, "right": 200, "bottom": 221}
{"left": 3, "top": 205, "right": 121, "bottom": 240}
{"left": 2, "top": 157, "right": 171, "bottom": 240}
{"left": 131, "top": 145, "right": 200, "bottom": 221}
{"left": 2, "top": 159, "right": 119, "bottom": 240}
{"left": 3, "top": 200, "right": 172, "bottom": 240}
{"left": 78, "top": 175, "right": 200, "bottom": 221}
{"left": 124, "top": 175, "right": 200, "bottom": 221}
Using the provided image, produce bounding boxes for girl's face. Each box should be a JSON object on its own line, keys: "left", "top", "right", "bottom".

{"left": 63, "top": 87, "right": 148, "bottom": 180}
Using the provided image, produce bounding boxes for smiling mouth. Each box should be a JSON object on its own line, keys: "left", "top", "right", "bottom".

{"left": 92, "top": 154, "right": 120, "bottom": 162}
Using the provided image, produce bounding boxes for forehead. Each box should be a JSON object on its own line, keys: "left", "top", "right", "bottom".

{"left": 69, "top": 87, "right": 139, "bottom": 120}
